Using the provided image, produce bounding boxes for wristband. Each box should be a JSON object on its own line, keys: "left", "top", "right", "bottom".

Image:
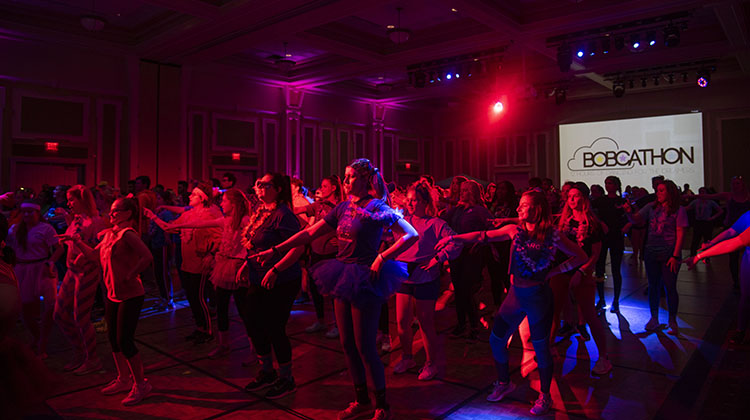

{"left": 379, "top": 253, "right": 386, "bottom": 261}
{"left": 577, "top": 268, "right": 586, "bottom": 276}
{"left": 671, "top": 255, "right": 680, "bottom": 260}
{"left": 270, "top": 266, "right": 279, "bottom": 275}
{"left": 271, "top": 246, "right": 280, "bottom": 256}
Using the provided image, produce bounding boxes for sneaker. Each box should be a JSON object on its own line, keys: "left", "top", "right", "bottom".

{"left": 121, "top": 380, "right": 153, "bottom": 406}
{"left": 370, "top": 408, "right": 392, "bottom": 420}
{"left": 577, "top": 324, "right": 591, "bottom": 341}
{"left": 610, "top": 301, "right": 620, "bottom": 313}
{"left": 337, "top": 401, "right": 373, "bottom": 420}
{"left": 668, "top": 320, "right": 680, "bottom": 336}
{"left": 325, "top": 327, "right": 340, "bottom": 339}
{"left": 449, "top": 325, "right": 466, "bottom": 339}
{"left": 380, "top": 337, "right": 392, "bottom": 353}
{"left": 305, "top": 321, "right": 325, "bottom": 333}
{"left": 557, "top": 323, "right": 574, "bottom": 337}
{"left": 265, "top": 377, "right": 296, "bottom": 399}
{"left": 393, "top": 357, "right": 416, "bottom": 374}
{"left": 645, "top": 318, "right": 660, "bottom": 332}
{"left": 417, "top": 362, "right": 439, "bottom": 381}
{"left": 487, "top": 380, "right": 516, "bottom": 402}
{"left": 208, "top": 344, "right": 230, "bottom": 359}
{"left": 101, "top": 377, "right": 132, "bottom": 395}
{"left": 74, "top": 358, "right": 103, "bottom": 376}
{"left": 63, "top": 356, "right": 85, "bottom": 372}
{"left": 592, "top": 358, "right": 613, "bottom": 375}
{"left": 194, "top": 331, "right": 214, "bottom": 344}
{"left": 244, "top": 369, "right": 278, "bottom": 392}
{"left": 529, "top": 392, "right": 552, "bottom": 416}
{"left": 729, "top": 329, "right": 745, "bottom": 345}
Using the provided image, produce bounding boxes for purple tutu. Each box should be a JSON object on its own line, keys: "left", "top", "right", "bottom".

{"left": 310, "top": 259, "right": 408, "bottom": 307}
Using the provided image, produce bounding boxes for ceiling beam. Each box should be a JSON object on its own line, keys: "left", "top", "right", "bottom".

{"left": 140, "top": 0, "right": 221, "bottom": 19}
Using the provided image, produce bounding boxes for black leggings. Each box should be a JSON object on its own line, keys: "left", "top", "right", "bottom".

{"left": 486, "top": 241, "right": 511, "bottom": 306}
{"left": 450, "top": 248, "right": 485, "bottom": 329}
{"left": 215, "top": 286, "right": 251, "bottom": 332}
{"left": 247, "top": 278, "right": 301, "bottom": 364}
{"left": 183, "top": 271, "right": 211, "bottom": 331}
{"left": 106, "top": 295, "right": 145, "bottom": 358}
{"left": 310, "top": 252, "right": 336, "bottom": 319}
{"left": 596, "top": 235, "right": 624, "bottom": 303}
{"left": 151, "top": 246, "right": 172, "bottom": 301}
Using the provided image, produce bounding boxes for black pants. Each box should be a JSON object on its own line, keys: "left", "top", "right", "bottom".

{"left": 215, "top": 286, "right": 251, "bottom": 332}
{"left": 151, "top": 246, "right": 172, "bottom": 301}
{"left": 486, "top": 241, "right": 511, "bottom": 306}
{"left": 183, "top": 271, "right": 211, "bottom": 331}
{"left": 105, "top": 295, "right": 145, "bottom": 358}
{"left": 690, "top": 221, "right": 714, "bottom": 256}
{"left": 450, "top": 248, "right": 485, "bottom": 330}
{"left": 595, "top": 235, "right": 624, "bottom": 303}
{"left": 247, "top": 278, "right": 301, "bottom": 364}
{"left": 310, "top": 252, "right": 336, "bottom": 319}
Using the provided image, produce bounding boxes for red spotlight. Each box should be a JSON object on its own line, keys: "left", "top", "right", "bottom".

{"left": 493, "top": 101, "right": 504, "bottom": 113}
{"left": 232, "top": 152, "right": 241, "bottom": 161}
{"left": 45, "top": 142, "right": 58, "bottom": 152}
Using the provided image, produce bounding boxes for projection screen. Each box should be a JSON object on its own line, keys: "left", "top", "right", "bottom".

{"left": 559, "top": 113, "right": 704, "bottom": 190}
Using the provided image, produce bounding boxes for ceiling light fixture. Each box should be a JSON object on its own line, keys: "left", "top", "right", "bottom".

{"left": 664, "top": 24, "right": 680, "bottom": 47}
{"left": 387, "top": 8, "right": 411, "bottom": 44}
{"left": 275, "top": 42, "right": 296, "bottom": 72}
{"left": 613, "top": 80, "right": 625, "bottom": 98}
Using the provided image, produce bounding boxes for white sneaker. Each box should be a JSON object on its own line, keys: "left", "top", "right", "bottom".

{"left": 529, "top": 392, "right": 552, "bottom": 416}
{"left": 592, "top": 357, "right": 612, "bottom": 375}
{"left": 305, "top": 321, "right": 325, "bottom": 333}
{"left": 101, "top": 377, "right": 132, "bottom": 395}
{"left": 392, "top": 358, "right": 416, "bottom": 374}
{"left": 487, "top": 380, "right": 516, "bottom": 402}
{"left": 417, "top": 362, "right": 438, "bottom": 381}
{"left": 121, "top": 380, "right": 153, "bottom": 406}
{"left": 337, "top": 401, "right": 373, "bottom": 420}
{"left": 325, "top": 327, "right": 340, "bottom": 339}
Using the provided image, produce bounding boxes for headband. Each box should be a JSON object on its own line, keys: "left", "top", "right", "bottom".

{"left": 192, "top": 188, "right": 209, "bottom": 201}
{"left": 20, "top": 203, "right": 41, "bottom": 211}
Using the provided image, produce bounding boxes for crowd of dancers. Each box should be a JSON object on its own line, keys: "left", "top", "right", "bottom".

{"left": 1, "top": 159, "right": 749, "bottom": 419}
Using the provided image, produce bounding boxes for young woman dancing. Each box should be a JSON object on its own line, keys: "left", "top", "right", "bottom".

{"left": 625, "top": 180, "right": 687, "bottom": 334}
{"left": 252, "top": 159, "right": 418, "bottom": 420}
{"left": 553, "top": 183, "right": 611, "bottom": 375}
{"left": 6, "top": 200, "right": 61, "bottom": 357}
{"left": 392, "top": 181, "right": 462, "bottom": 380}
{"left": 59, "top": 197, "right": 154, "bottom": 405}
{"left": 240, "top": 174, "right": 304, "bottom": 399}
{"left": 52, "top": 185, "right": 107, "bottom": 374}
{"left": 436, "top": 190, "right": 586, "bottom": 416}
{"left": 593, "top": 175, "right": 627, "bottom": 313}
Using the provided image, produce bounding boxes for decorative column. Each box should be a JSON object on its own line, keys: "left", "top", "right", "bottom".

{"left": 371, "top": 103, "right": 386, "bottom": 168}
{"left": 285, "top": 87, "right": 304, "bottom": 177}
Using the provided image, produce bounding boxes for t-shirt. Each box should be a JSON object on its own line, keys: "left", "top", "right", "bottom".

{"left": 731, "top": 210, "right": 750, "bottom": 260}
{"left": 639, "top": 203, "right": 688, "bottom": 249}
{"left": 65, "top": 214, "right": 106, "bottom": 272}
{"left": 324, "top": 198, "right": 402, "bottom": 265}
{"left": 510, "top": 227, "right": 560, "bottom": 288}
{"left": 306, "top": 201, "right": 338, "bottom": 255}
{"left": 245, "top": 205, "right": 302, "bottom": 286}
{"left": 560, "top": 217, "right": 602, "bottom": 258}
{"left": 7, "top": 222, "right": 58, "bottom": 261}
{"left": 687, "top": 199, "right": 720, "bottom": 221}
{"left": 177, "top": 206, "right": 223, "bottom": 274}
{"left": 592, "top": 196, "right": 627, "bottom": 237}
{"left": 441, "top": 204, "right": 493, "bottom": 234}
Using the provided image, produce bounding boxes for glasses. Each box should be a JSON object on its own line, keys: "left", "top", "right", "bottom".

{"left": 254, "top": 181, "right": 274, "bottom": 190}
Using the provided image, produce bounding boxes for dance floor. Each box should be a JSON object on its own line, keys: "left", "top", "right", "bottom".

{"left": 27, "top": 253, "right": 747, "bottom": 419}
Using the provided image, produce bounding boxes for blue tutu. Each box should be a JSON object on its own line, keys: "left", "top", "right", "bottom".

{"left": 311, "top": 259, "right": 408, "bottom": 307}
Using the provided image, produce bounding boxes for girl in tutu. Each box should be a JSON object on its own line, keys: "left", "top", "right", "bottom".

{"left": 252, "top": 159, "right": 418, "bottom": 420}
{"left": 52, "top": 185, "right": 107, "bottom": 374}
{"left": 59, "top": 197, "right": 154, "bottom": 405}
{"left": 436, "top": 190, "right": 587, "bottom": 416}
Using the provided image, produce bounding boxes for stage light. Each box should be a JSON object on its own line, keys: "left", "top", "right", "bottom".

{"left": 602, "top": 37, "right": 610, "bottom": 54}
{"left": 613, "top": 81, "right": 625, "bottom": 97}
{"left": 429, "top": 71, "right": 436, "bottom": 83}
{"left": 696, "top": 69, "right": 710, "bottom": 87}
{"left": 588, "top": 41, "right": 597, "bottom": 56}
{"left": 630, "top": 34, "right": 640, "bottom": 49}
{"left": 641, "top": 78, "right": 647, "bottom": 87}
{"left": 455, "top": 73, "right": 460, "bottom": 78}
{"left": 446, "top": 73, "right": 452, "bottom": 80}
{"left": 614, "top": 36, "right": 625, "bottom": 51}
{"left": 664, "top": 24, "right": 680, "bottom": 47}
{"left": 557, "top": 44, "right": 572, "bottom": 72}
{"left": 493, "top": 101, "right": 504, "bottom": 113}
{"left": 555, "top": 88, "right": 566, "bottom": 105}
{"left": 647, "top": 31, "right": 656, "bottom": 46}
{"left": 576, "top": 48, "right": 584, "bottom": 58}
{"left": 45, "top": 142, "right": 58, "bottom": 152}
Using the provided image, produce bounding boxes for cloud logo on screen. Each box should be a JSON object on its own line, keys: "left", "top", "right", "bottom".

{"left": 567, "top": 137, "right": 635, "bottom": 171}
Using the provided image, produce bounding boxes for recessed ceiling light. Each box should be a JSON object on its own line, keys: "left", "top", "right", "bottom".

{"left": 378, "top": 76, "right": 384, "bottom": 80}
{"left": 451, "top": 8, "right": 458, "bottom": 12}
{"left": 386, "top": 25, "right": 395, "bottom": 29}
{"left": 285, "top": 53, "right": 292, "bottom": 57}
